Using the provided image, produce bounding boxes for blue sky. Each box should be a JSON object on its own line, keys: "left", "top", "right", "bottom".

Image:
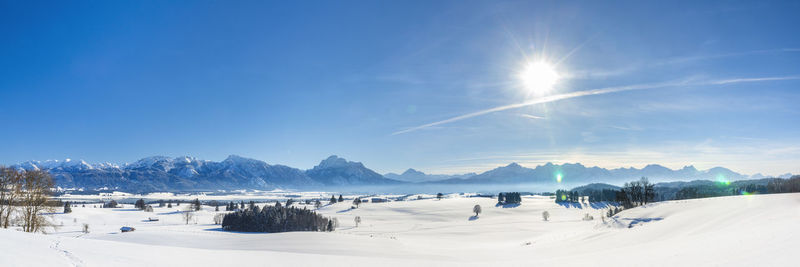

{"left": 1, "top": 1, "right": 798, "bottom": 175}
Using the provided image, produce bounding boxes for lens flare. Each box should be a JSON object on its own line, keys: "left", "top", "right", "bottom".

{"left": 556, "top": 173, "right": 563, "bottom": 183}
{"left": 715, "top": 174, "right": 730, "bottom": 186}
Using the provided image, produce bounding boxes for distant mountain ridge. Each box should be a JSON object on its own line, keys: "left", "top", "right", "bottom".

{"left": 427, "top": 162, "right": 771, "bottom": 185}
{"left": 13, "top": 155, "right": 402, "bottom": 192}
{"left": 9, "top": 156, "right": 790, "bottom": 193}
{"left": 384, "top": 168, "right": 477, "bottom": 183}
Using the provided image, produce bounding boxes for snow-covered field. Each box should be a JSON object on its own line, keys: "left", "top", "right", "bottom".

{"left": 2, "top": 193, "right": 798, "bottom": 266}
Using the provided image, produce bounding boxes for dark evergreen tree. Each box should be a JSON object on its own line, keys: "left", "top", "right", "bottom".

{"left": 63, "top": 201, "right": 72, "bottom": 213}
{"left": 338, "top": 195, "right": 344, "bottom": 202}
{"left": 135, "top": 199, "right": 146, "bottom": 210}
{"left": 329, "top": 195, "right": 337, "bottom": 204}
{"left": 192, "top": 198, "right": 202, "bottom": 211}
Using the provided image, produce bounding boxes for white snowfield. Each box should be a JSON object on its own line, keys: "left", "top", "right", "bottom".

{"left": 1, "top": 193, "right": 798, "bottom": 266}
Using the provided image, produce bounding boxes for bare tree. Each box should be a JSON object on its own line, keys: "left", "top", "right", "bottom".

{"left": 213, "top": 213, "right": 225, "bottom": 225}
{"left": 354, "top": 216, "right": 361, "bottom": 227}
{"left": 19, "top": 170, "right": 55, "bottom": 233}
{"left": 182, "top": 206, "right": 195, "bottom": 225}
{"left": 542, "top": 211, "right": 550, "bottom": 221}
{"left": 0, "top": 166, "right": 22, "bottom": 228}
{"left": 473, "top": 204, "right": 482, "bottom": 217}
{"left": 82, "top": 223, "right": 90, "bottom": 233}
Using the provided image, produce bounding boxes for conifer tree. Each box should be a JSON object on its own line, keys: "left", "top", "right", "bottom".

{"left": 63, "top": 201, "right": 72, "bottom": 213}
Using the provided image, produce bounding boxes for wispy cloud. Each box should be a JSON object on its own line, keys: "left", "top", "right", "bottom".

{"left": 518, "top": 113, "right": 546, "bottom": 120}
{"left": 392, "top": 75, "right": 800, "bottom": 135}
{"left": 610, "top": 125, "right": 643, "bottom": 131}
{"left": 709, "top": 76, "right": 800, "bottom": 85}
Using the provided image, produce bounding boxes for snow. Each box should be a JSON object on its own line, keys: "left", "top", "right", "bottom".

{"left": 1, "top": 193, "right": 798, "bottom": 266}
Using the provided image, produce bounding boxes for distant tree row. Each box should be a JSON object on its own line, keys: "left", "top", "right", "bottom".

{"left": 222, "top": 205, "right": 334, "bottom": 232}
{"left": 585, "top": 189, "right": 618, "bottom": 202}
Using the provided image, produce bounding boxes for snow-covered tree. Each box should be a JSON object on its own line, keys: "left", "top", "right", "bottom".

{"left": 473, "top": 205, "right": 482, "bottom": 217}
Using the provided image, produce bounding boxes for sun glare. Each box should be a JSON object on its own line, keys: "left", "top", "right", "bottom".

{"left": 519, "top": 61, "right": 560, "bottom": 93}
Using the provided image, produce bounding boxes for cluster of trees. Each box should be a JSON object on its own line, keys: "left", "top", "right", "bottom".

{"left": 225, "top": 201, "right": 243, "bottom": 211}
{"left": 221, "top": 205, "right": 334, "bottom": 232}
{"left": 0, "top": 167, "right": 56, "bottom": 233}
{"left": 497, "top": 192, "right": 522, "bottom": 204}
{"left": 607, "top": 206, "right": 622, "bottom": 217}
{"left": 329, "top": 195, "right": 344, "bottom": 204}
{"left": 134, "top": 199, "right": 146, "bottom": 210}
{"left": 102, "top": 200, "right": 118, "bottom": 208}
{"left": 616, "top": 177, "right": 655, "bottom": 209}
{"left": 554, "top": 190, "right": 580, "bottom": 203}
{"left": 352, "top": 197, "right": 362, "bottom": 208}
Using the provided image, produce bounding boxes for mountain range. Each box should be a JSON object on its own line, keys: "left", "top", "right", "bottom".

{"left": 9, "top": 155, "right": 791, "bottom": 193}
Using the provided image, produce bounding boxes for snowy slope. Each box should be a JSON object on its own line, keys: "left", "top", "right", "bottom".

{"left": 1, "top": 193, "right": 798, "bottom": 266}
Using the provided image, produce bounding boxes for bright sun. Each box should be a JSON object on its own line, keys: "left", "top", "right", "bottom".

{"left": 519, "top": 61, "right": 560, "bottom": 93}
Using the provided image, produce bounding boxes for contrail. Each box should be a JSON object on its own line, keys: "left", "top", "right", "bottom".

{"left": 391, "top": 75, "right": 800, "bottom": 135}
